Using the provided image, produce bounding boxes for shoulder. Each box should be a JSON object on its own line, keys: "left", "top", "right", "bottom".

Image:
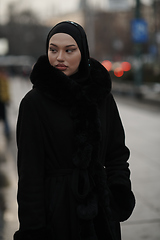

{"left": 17, "top": 89, "right": 45, "bottom": 125}
{"left": 90, "top": 58, "right": 112, "bottom": 93}
{"left": 19, "top": 88, "right": 43, "bottom": 111}
{"left": 90, "top": 58, "right": 111, "bottom": 82}
{"left": 88, "top": 58, "right": 112, "bottom": 102}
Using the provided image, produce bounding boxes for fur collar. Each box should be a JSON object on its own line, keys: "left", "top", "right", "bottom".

{"left": 30, "top": 55, "right": 111, "bottom": 105}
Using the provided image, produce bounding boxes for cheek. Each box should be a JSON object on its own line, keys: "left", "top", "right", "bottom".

{"left": 48, "top": 52, "right": 55, "bottom": 65}
{"left": 72, "top": 55, "right": 81, "bottom": 69}
{"left": 66, "top": 55, "right": 81, "bottom": 76}
{"left": 48, "top": 53, "right": 52, "bottom": 65}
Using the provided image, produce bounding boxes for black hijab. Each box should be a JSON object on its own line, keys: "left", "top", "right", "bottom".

{"left": 46, "top": 21, "right": 91, "bottom": 82}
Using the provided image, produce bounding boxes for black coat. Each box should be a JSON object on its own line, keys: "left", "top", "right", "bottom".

{"left": 14, "top": 56, "right": 135, "bottom": 240}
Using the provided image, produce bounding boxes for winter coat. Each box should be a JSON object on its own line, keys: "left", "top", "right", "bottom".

{"left": 14, "top": 55, "right": 135, "bottom": 240}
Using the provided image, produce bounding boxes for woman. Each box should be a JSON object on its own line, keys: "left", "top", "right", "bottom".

{"left": 14, "top": 21, "right": 135, "bottom": 240}
{"left": 0, "top": 68, "right": 11, "bottom": 140}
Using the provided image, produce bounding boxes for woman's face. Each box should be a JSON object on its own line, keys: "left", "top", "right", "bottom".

{"left": 48, "top": 33, "right": 81, "bottom": 76}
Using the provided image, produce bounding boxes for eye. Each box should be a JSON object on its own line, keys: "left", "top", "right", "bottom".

{"left": 49, "top": 47, "right": 57, "bottom": 53}
{"left": 66, "top": 48, "right": 76, "bottom": 53}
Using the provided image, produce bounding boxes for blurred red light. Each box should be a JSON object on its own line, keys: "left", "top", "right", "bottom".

{"left": 101, "top": 60, "right": 112, "bottom": 71}
{"left": 121, "top": 62, "right": 131, "bottom": 71}
{"left": 114, "top": 67, "right": 124, "bottom": 77}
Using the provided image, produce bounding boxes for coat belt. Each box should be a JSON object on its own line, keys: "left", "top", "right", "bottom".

{"left": 49, "top": 168, "right": 92, "bottom": 201}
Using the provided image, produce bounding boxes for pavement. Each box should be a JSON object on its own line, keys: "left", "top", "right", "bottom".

{"left": 113, "top": 80, "right": 160, "bottom": 239}
{"left": 115, "top": 96, "right": 160, "bottom": 240}
{"left": 0, "top": 77, "right": 160, "bottom": 240}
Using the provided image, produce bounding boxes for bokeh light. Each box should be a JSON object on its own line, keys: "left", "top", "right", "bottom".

{"left": 114, "top": 67, "right": 124, "bottom": 77}
{"left": 121, "top": 61, "right": 131, "bottom": 71}
{"left": 101, "top": 60, "right": 112, "bottom": 71}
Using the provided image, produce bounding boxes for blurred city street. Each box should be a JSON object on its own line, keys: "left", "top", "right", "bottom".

{"left": 115, "top": 96, "right": 160, "bottom": 240}
{"left": 0, "top": 76, "right": 160, "bottom": 240}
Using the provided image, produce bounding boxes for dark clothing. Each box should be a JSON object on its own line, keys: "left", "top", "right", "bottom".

{"left": 0, "top": 72, "right": 11, "bottom": 139}
{"left": 0, "top": 72, "right": 9, "bottom": 120}
{"left": 14, "top": 56, "right": 135, "bottom": 240}
{"left": 0, "top": 100, "right": 5, "bottom": 120}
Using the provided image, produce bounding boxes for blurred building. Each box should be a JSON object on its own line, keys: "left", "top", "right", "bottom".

{"left": 44, "top": 1, "right": 160, "bottom": 61}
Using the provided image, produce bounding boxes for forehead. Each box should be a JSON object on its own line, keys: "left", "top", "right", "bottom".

{"left": 49, "top": 33, "right": 77, "bottom": 46}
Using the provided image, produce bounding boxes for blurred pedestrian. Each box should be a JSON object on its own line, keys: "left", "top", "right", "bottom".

{"left": 0, "top": 67, "right": 11, "bottom": 141}
{"left": 14, "top": 21, "right": 135, "bottom": 240}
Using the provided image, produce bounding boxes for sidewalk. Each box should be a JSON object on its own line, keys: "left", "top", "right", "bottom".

{"left": 114, "top": 95, "right": 160, "bottom": 240}
{"left": 0, "top": 77, "right": 30, "bottom": 240}
{"left": 0, "top": 125, "right": 18, "bottom": 240}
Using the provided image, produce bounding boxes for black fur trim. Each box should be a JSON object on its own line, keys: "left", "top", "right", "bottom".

{"left": 30, "top": 55, "right": 111, "bottom": 105}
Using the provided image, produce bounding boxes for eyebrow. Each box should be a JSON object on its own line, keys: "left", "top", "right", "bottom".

{"left": 50, "top": 43, "right": 76, "bottom": 47}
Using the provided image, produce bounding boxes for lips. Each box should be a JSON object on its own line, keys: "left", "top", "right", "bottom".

{"left": 56, "top": 64, "right": 67, "bottom": 71}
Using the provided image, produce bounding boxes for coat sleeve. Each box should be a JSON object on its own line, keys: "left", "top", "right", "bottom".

{"left": 14, "top": 93, "right": 46, "bottom": 240}
{"left": 105, "top": 94, "right": 135, "bottom": 222}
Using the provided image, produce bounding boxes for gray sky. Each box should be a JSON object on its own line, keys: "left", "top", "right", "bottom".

{"left": 0, "top": 0, "right": 153, "bottom": 24}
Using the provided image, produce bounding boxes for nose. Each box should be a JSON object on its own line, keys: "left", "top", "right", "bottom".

{"left": 57, "top": 50, "right": 64, "bottom": 61}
